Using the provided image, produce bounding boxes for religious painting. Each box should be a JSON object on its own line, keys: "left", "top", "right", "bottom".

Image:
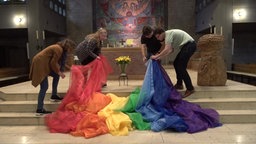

{"left": 93, "top": 0, "right": 166, "bottom": 47}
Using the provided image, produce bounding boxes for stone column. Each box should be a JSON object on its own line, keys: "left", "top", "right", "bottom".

{"left": 197, "top": 34, "right": 227, "bottom": 86}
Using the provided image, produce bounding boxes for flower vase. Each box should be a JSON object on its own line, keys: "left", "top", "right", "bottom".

{"left": 119, "top": 63, "right": 127, "bottom": 76}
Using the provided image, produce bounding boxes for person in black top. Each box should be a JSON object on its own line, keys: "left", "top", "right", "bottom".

{"left": 141, "top": 26, "right": 163, "bottom": 63}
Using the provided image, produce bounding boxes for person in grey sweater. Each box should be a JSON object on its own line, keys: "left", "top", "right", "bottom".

{"left": 151, "top": 28, "right": 196, "bottom": 98}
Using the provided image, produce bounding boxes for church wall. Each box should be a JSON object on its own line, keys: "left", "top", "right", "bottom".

{"left": 66, "top": 0, "right": 197, "bottom": 45}
{"left": 66, "top": 0, "right": 197, "bottom": 66}
{"left": 93, "top": 0, "right": 166, "bottom": 47}
{"left": 167, "top": 0, "right": 196, "bottom": 37}
{"left": 0, "top": 5, "right": 27, "bottom": 29}
{"left": 232, "top": 32, "right": 256, "bottom": 64}
{"left": 195, "top": 0, "right": 233, "bottom": 70}
{"left": 0, "top": 0, "right": 69, "bottom": 80}
{"left": 233, "top": 0, "right": 256, "bottom": 23}
{"left": 165, "top": 0, "right": 197, "bottom": 64}
{"left": 232, "top": 0, "right": 256, "bottom": 66}
{"left": 66, "top": 0, "right": 93, "bottom": 44}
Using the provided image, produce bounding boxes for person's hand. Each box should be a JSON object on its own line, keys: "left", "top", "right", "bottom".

{"left": 58, "top": 72, "right": 66, "bottom": 79}
{"left": 142, "top": 56, "right": 147, "bottom": 62}
{"left": 151, "top": 55, "right": 159, "bottom": 60}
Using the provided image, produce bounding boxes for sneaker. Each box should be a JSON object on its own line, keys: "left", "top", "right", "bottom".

{"left": 50, "top": 95, "right": 63, "bottom": 102}
{"left": 182, "top": 89, "right": 195, "bottom": 98}
{"left": 174, "top": 84, "right": 184, "bottom": 90}
{"left": 102, "top": 83, "right": 107, "bottom": 87}
{"left": 36, "top": 109, "right": 52, "bottom": 116}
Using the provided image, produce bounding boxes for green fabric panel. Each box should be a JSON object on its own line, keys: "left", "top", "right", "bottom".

{"left": 120, "top": 87, "right": 151, "bottom": 130}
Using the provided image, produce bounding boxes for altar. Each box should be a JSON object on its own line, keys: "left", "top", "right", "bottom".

{"left": 101, "top": 47, "right": 146, "bottom": 80}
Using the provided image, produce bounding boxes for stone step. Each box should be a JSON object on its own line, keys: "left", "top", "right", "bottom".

{"left": 0, "top": 86, "right": 141, "bottom": 101}
{"left": 0, "top": 110, "right": 255, "bottom": 125}
{"left": 190, "top": 89, "right": 256, "bottom": 99}
{"left": 188, "top": 98, "right": 256, "bottom": 110}
{"left": 0, "top": 113, "right": 45, "bottom": 125}
{"left": 219, "top": 110, "right": 256, "bottom": 123}
{"left": 0, "top": 70, "right": 255, "bottom": 125}
{"left": 0, "top": 101, "right": 60, "bottom": 112}
{"left": 1, "top": 98, "right": 256, "bottom": 113}
{"left": 1, "top": 88, "right": 256, "bottom": 101}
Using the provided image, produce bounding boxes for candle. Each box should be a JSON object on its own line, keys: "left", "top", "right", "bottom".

{"left": 26, "top": 42, "right": 30, "bottom": 59}
{"left": 220, "top": 26, "right": 223, "bottom": 35}
{"left": 209, "top": 24, "right": 212, "bottom": 33}
{"left": 214, "top": 27, "right": 216, "bottom": 34}
{"left": 42, "top": 30, "right": 45, "bottom": 40}
{"left": 232, "top": 38, "right": 234, "bottom": 55}
{"left": 36, "top": 30, "right": 39, "bottom": 39}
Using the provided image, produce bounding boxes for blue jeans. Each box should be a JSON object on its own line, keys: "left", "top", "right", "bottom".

{"left": 37, "top": 71, "right": 59, "bottom": 110}
{"left": 173, "top": 41, "right": 196, "bottom": 91}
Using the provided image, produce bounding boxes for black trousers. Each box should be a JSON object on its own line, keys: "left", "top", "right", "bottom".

{"left": 81, "top": 57, "right": 95, "bottom": 65}
{"left": 173, "top": 41, "right": 196, "bottom": 90}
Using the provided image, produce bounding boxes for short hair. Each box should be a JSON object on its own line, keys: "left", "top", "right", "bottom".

{"left": 154, "top": 27, "right": 165, "bottom": 35}
{"left": 142, "top": 26, "right": 153, "bottom": 36}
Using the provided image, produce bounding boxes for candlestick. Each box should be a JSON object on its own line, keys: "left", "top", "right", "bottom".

{"left": 209, "top": 24, "right": 212, "bottom": 33}
{"left": 26, "top": 42, "right": 30, "bottom": 59}
{"left": 36, "top": 30, "right": 39, "bottom": 39}
{"left": 42, "top": 30, "right": 45, "bottom": 40}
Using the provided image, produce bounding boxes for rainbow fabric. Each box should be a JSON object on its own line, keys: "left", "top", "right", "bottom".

{"left": 45, "top": 58, "right": 221, "bottom": 138}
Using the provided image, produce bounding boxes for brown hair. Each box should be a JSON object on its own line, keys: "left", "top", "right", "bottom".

{"left": 142, "top": 26, "right": 153, "bottom": 36}
{"left": 154, "top": 27, "right": 165, "bottom": 35}
{"left": 57, "top": 38, "right": 76, "bottom": 51}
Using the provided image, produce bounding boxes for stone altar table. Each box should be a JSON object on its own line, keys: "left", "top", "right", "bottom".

{"left": 102, "top": 47, "right": 146, "bottom": 80}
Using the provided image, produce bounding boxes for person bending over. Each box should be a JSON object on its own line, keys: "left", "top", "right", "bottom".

{"left": 151, "top": 28, "right": 196, "bottom": 98}
{"left": 30, "top": 38, "right": 76, "bottom": 115}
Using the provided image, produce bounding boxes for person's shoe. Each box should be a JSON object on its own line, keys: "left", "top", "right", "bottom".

{"left": 50, "top": 95, "right": 63, "bottom": 102}
{"left": 102, "top": 83, "right": 107, "bottom": 87}
{"left": 182, "top": 89, "right": 195, "bottom": 98}
{"left": 36, "top": 109, "right": 52, "bottom": 116}
{"left": 174, "top": 84, "right": 184, "bottom": 90}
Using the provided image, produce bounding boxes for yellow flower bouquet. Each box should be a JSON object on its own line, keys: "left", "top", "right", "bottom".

{"left": 115, "top": 56, "right": 131, "bottom": 64}
{"left": 115, "top": 56, "right": 131, "bottom": 75}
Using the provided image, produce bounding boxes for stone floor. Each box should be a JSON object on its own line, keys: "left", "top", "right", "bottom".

{"left": 0, "top": 124, "right": 256, "bottom": 144}
{"left": 0, "top": 69, "right": 256, "bottom": 144}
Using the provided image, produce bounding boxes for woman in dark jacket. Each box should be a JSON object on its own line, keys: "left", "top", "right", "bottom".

{"left": 75, "top": 28, "right": 107, "bottom": 65}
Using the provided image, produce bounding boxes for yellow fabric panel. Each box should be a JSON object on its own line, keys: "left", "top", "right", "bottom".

{"left": 98, "top": 93, "right": 132, "bottom": 136}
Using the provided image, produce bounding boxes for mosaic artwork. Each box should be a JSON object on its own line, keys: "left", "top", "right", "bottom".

{"left": 94, "top": 0, "right": 165, "bottom": 47}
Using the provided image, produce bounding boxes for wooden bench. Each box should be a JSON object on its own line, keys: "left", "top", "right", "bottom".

{"left": 232, "top": 64, "right": 256, "bottom": 74}
{"left": 0, "top": 68, "right": 29, "bottom": 87}
{"left": 227, "top": 71, "right": 256, "bottom": 86}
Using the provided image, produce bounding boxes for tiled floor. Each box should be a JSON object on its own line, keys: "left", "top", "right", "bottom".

{"left": 0, "top": 69, "right": 256, "bottom": 144}
{"left": 0, "top": 124, "right": 256, "bottom": 144}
